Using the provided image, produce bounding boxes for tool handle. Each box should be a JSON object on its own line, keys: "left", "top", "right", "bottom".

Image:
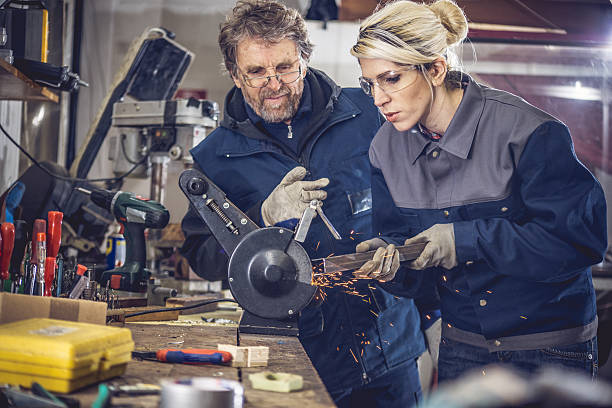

{"left": 0, "top": 223, "right": 14, "bottom": 280}
{"left": 44, "top": 257, "right": 56, "bottom": 297}
{"left": 124, "top": 222, "right": 146, "bottom": 264}
{"left": 47, "top": 211, "right": 63, "bottom": 258}
{"left": 31, "top": 219, "right": 46, "bottom": 264}
{"left": 10, "top": 220, "right": 27, "bottom": 278}
{"left": 156, "top": 349, "right": 232, "bottom": 364}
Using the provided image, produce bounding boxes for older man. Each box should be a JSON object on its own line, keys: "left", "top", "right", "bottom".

{"left": 180, "top": 1, "right": 437, "bottom": 406}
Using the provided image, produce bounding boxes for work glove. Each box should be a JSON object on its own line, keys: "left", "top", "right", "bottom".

{"left": 354, "top": 238, "right": 399, "bottom": 282}
{"left": 424, "top": 318, "right": 442, "bottom": 370}
{"left": 261, "top": 167, "right": 329, "bottom": 227}
{"left": 404, "top": 224, "right": 457, "bottom": 270}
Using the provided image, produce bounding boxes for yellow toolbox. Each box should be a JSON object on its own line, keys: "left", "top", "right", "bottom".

{"left": 0, "top": 318, "right": 134, "bottom": 393}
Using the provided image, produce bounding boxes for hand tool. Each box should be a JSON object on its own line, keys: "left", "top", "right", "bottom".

{"left": 34, "top": 232, "right": 46, "bottom": 296}
{"left": 132, "top": 348, "right": 232, "bottom": 365}
{"left": 294, "top": 199, "right": 341, "bottom": 243}
{"left": 75, "top": 187, "right": 169, "bottom": 292}
{"left": 55, "top": 254, "right": 64, "bottom": 297}
{"left": 46, "top": 211, "right": 63, "bottom": 259}
{"left": 29, "top": 219, "right": 46, "bottom": 295}
{"left": 44, "top": 257, "right": 56, "bottom": 297}
{"left": 0, "top": 223, "right": 13, "bottom": 290}
{"left": 9, "top": 220, "right": 27, "bottom": 293}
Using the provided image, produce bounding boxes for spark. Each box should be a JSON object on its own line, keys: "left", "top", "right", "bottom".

{"left": 482, "top": 370, "right": 486, "bottom": 376}
{"left": 455, "top": 289, "right": 460, "bottom": 293}
{"left": 370, "top": 310, "right": 379, "bottom": 317}
{"left": 361, "top": 349, "right": 364, "bottom": 357}
{"left": 350, "top": 348, "right": 358, "bottom": 363}
{"left": 447, "top": 323, "right": 452, "bottom": 328}
{"left": 337, "top": 346, "right": 340, "bottom": 351}
{"left": 442, "top": 275, "right": 447, "bottom": 282}
{"left": 389, "top": 322, "right": 394, "bottom": 327}
{"left": 376, "top": 345, "right": 382, "bottom": 350}
{"left": 520, "top": 316, "right": 527, "bottom": 319}
{"left": 315, "top": 241, "right": 320, "bottom": 251}
{"left": 486, "top": 290, "right": 492, "bottom": 294}
{"left": 425, "top": 314, "right": 431, "bottom": 320}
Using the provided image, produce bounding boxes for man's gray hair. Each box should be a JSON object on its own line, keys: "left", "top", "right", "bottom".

{"left": 219, "top": 0, "right": 313, "bottom": 77}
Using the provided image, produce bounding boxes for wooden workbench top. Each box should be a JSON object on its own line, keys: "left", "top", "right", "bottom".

{"left": 68, "top": 322, "right": 335, "bottom": 407}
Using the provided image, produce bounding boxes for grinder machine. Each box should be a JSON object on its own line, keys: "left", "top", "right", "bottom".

{"left": 179, "top": 168, "right": 425, "bottom": 336}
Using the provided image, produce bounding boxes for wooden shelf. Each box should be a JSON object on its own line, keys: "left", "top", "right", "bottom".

{"left": 0, "top": 58, "right": 59, "bottom": 103}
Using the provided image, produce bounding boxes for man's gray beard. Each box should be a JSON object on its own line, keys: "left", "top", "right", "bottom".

{"left": 244, "top": 83, "right": 303, "bottom": 123}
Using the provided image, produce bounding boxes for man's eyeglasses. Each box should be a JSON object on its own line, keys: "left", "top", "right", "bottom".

{"left": 359, "top": 66, "right": 419, "bottom": 97}
{"left": 240, "top": 60, "right": 302, "bottom": 88}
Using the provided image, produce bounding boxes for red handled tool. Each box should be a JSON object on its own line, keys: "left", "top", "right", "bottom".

{"left": 46, "top": 211, "right": 63, "bottom": 259}
{"left": 132, "top": 349, "right": 232, "bottom": 365}
{"left": 0, "top": 223, "right": 15, "bottom": 284}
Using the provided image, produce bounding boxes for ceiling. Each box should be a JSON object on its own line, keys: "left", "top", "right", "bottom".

{"left": 338, "top": 0, "right": 612, "bottom": 46}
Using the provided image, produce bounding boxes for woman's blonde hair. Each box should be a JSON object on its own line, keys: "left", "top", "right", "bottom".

{"left": 351, "top": 0, "right": 468, "bottom": 88}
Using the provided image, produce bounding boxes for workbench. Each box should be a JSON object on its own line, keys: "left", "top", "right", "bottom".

{"left": 67, "top": 319, "right": 335, "bottom": 407}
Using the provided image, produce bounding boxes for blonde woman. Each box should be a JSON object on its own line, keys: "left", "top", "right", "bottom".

{"left": 351, "top": 0, "right": 606, "bottom": 382}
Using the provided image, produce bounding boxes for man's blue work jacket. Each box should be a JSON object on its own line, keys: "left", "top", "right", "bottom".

{"left": 181, "top": 68, "right": 427, "bottom": 394}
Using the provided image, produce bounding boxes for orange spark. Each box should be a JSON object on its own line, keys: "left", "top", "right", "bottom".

{"left": 350, "top": 349, "right": 358, "bottom": 363}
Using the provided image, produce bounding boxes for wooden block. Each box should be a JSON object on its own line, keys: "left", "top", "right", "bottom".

{"left": 217, "top": 344, "right": 269, "bottom": 367}
{"left": 247, "top": 346, "right": 269, "bottom": 367}
{"left": 249, "top": 372, "right": 303, "bottom": 393}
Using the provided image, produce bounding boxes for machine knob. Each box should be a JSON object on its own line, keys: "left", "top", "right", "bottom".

{"left": 186, "top": 177, "right": 207, "bottom": 196}
{"left": 169, "top": 145, "right": 182, "bottom": 160}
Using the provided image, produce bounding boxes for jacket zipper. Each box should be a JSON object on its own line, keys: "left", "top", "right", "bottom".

{"left": 342, "top": 292, "right": 370, "bottom": 384}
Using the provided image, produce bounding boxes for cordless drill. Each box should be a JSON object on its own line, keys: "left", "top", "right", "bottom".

{"left": 76, "top": 187, "right": 169, "bottom": 292}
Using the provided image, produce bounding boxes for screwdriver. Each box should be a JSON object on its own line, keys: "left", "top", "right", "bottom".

{"left": 9, "top": 220, "right": 27, "bottom": 293}
{"left": 0, "top": 223, "right": 15, "bottom": 291}
{"left": 132, "top": 349, "right": 232, "bottom": 365}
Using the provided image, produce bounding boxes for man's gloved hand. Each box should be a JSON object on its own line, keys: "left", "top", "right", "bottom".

{"left": 261, "top": 167, "right": 329, "bottom": 227}
{"left": 354, "top": 238, "right": 399, "bottom": 282}
{"left": 424, "top": 318, "right": 442, "bottom": 370}
{"left": 404, "top": 224, "right": 457, "bottom": 270}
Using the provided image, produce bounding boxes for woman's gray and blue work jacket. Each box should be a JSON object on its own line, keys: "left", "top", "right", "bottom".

{"left": 181, "top": 68, "right": 428, "bottom": 394}
{"left": 372, "top": 76, "right": 607, "bottom": 352}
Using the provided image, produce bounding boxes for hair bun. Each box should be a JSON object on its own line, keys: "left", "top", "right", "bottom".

{"left": 429, "top": 0, "right": 468, "bottom": 47}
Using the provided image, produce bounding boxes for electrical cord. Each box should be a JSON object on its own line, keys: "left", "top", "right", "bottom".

{"left": 0, "top": 121, "right": 148, "bottom": 183}
{"left": 123, "top": 298, "right": 239, "bottom": 318}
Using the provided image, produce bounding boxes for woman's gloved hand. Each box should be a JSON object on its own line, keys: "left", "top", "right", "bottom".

{"left": 404, "top": 224, "right": 457, "bottom": 270}
{"left": 354, "top": 238, "right": 399, "bottom": 282}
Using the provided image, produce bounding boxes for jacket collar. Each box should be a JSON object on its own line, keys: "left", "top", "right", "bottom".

{"left": 217, "top": 68, "right": 357, "bottom": 156}
{"left": 408, "top": 75, "right": 484, "bottom": 164}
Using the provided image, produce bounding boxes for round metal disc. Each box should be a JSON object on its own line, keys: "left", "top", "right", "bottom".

{"left": 228, "top": 227, "right": 315, "bottom": 319}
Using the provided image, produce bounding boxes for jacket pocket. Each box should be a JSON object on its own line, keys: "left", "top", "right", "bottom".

{"left": 328, "top": 151, "right": 372, "bottom": 218}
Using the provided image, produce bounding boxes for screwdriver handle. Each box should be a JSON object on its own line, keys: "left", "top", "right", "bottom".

{"left": 0, "top": 223, "right": 15, "bottom": 281}
{"left": 10, "top": 220, "right": 27, "bottom": 278}
{"left": 47, "top": 211, "right": 63, "bottom": 259}
{"left": 31, "top": 219, "right": 46, "bottom": 265}
{"left": 44, "top": 257, "right": 56, "bottom": 297}
{"left": 156, "top": 349, "right": 232, "bottom": 365}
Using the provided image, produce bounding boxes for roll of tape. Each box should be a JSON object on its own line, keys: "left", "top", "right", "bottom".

{"left": 160, "top": 377, "right": 244, "bottom": 408}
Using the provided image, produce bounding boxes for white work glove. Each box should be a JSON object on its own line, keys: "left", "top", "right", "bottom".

{"left": 261, "top": 166, "right": 329, "bottom": 227}
{"left": 354, "top": 238, "right": 399, "bottom": 282}
{"left": 424, "top": 318, "right": 441, "bottom": 370}
{"left": 404, "top": 224, "right": 457, "bottom": 270}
